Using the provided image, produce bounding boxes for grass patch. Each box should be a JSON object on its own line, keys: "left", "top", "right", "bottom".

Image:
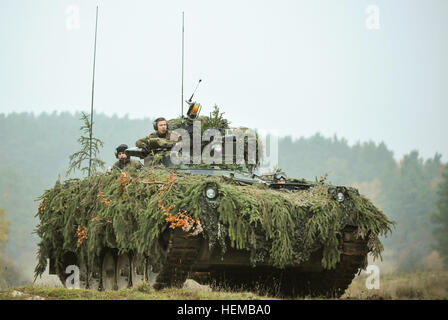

{"left": 0, "top": 284, "right": 276, "bottom": 300}
{"left": 343, "top": 271, "right": 448, "bottom": 300}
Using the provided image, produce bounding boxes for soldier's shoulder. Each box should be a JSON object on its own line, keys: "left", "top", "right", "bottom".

{"left": 147, "top": 132, "right": 158, "bottom": 138}
{"left": 167, "top": 130, "right": 181, "bottom": 141}
{"left": 111, "top": 161, "right": 122, "bottom": 170}
{"left": 130, "top": 159, "right": 143, "bottom": 166}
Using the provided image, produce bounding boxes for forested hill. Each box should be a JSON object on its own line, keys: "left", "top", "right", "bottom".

{"left": 0, "top": 111, "right": 445, "bottom": 286}
{"left": 0, "top": 112, "right": 153, "bottom": 180}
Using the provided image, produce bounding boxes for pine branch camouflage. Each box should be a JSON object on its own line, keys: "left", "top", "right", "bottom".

{"left": 34, "top": 166, "right": 393, "bottom": 278}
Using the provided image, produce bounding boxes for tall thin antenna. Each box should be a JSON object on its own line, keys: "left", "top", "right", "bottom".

{"left": 181, "top": 11, "right": 184, "bottom": 117}
{"left": 88, "top": 5, "right": 99, "bottom": 177}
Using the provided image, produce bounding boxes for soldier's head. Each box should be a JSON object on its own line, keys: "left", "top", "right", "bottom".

{"left": 153, "top": 117, "right": 167, "bottom": 135}
{"left": 274, "top": 173, "right": 287, "bottom": 184}
{"left": 115, "top": 144, "right": 128, "bottom": 160}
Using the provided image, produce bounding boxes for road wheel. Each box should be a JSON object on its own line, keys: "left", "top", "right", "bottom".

{"left": 116, "top": 253, "right": 131, "bottom": 289}
{"left": 101, "top": 249, "right": 117, "bottom": 290}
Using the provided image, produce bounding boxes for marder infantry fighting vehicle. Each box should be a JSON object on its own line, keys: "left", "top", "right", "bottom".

{"left": 34, "top": 98, "right": 393, "bottom": 298}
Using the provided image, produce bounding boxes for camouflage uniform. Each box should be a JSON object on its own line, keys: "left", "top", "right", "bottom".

{"left": 112, "top": 158, "right": 143, "bottom": 171}
{"left": 135, "top": 131, "right": 179, "bottom": 166}
{"left": 135, "top": 131, "right": 176, "bottom": 156}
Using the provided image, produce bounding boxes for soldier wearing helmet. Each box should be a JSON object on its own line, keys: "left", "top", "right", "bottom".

{"left": 274, "top": 172, "right": 287, "bottom": 184}
{"left": 110, "top": 144, "right": 143, "bottom": 171}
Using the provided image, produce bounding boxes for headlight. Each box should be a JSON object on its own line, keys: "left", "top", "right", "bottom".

{"left": 337, "top": 192, "right": 345, "bottom": 202}
{"left": 206, "top": 187, "right": 217, "bottom": 199}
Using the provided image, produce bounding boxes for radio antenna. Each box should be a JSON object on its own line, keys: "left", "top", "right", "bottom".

{"left": 88, "top": 5, "right": 99, "bottom": 177}
{"left": 188, "top": 79, "right": 202, "bottom": 102}
{"left": 181, "top": 12, "right": 184, "bottom": 117}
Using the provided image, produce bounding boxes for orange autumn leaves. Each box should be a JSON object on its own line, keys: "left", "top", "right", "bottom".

{"left": 96, "top": 172, "right": 131, "bottom": 206}
{"left": 97, "top": 191, "right": 111, "bottom": 206}
{"left": 158, "top": 173, "right": 177, "bottom": 195}
{"left": 76, "top": 225, "right": 88, "bottom": 247}
{"left": 118, "top": 171, "right": 131, "bottom": 193}
{"left": 158, "top": 199, "right": 202, "bottom": 233}
{"left": 38, "top": 197, "right": 48, "bottom": 213}
{"left": 97, "top": 172, "right": 177, "bottom": 207}
{"left": 157, "top": 173, "right": 202, "bottom": 233}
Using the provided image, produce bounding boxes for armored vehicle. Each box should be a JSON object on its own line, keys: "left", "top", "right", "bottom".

{"left": 34, "top": 103, "right": 392, "bottom": 298}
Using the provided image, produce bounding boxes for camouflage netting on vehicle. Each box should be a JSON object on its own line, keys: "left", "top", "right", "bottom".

{"left": 34, "top": 167, "right": 393, "bottom": 278}
{"left": 167, "top": 105, "right": 231, "bottom": 134}
{"left": 166, "top": 107, "right": 263, "bottom": 171}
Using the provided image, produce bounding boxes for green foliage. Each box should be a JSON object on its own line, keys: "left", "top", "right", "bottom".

{"left": 66, "top": 112, "right": 105, "bottom": 177}
{"left": 200, "top": 105, "right": 230, "bottom": 133}
{"left": 167, "top": 105, "right": 230, "bottom": 134}
{"left": 0, "top": 209, "right": 25, "bottom": 289}
{"left": 34, "top": 168, "right": 392, "bottom": 278}
{"left": 0, "top": 208, "right": 9, "bottom": 252}
{"left": 432, "top": 165, "right": 448, "bottom": 269}
{"left": 381, "top": 152, "right": 442, "bottom": 271}
{"left": 0, "top": 208, "right": 10, "bottom": 287}
{"left": 0, "top": 166, "right": 40, "bottom": 285}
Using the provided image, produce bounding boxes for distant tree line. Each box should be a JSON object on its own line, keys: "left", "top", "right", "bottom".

{"left": 433, "top": 165, "right": 448, "bottom": 269}
{"left": 0, "top": 208, "right": 10, "bottom": 287}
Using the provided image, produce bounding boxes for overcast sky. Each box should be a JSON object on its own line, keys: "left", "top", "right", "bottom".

{"left": 1, "top": 0, "right": 447, "bottom": 161}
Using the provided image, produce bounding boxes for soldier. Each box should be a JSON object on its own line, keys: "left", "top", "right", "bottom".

{"left": 135, "top": 117, "right": 178, "bottom": 159}
{"left": 110, "top": 144, "right": 143, "bottom": 171}
{"left": 274, "top": 173, "right": 287, "bottom": 184}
